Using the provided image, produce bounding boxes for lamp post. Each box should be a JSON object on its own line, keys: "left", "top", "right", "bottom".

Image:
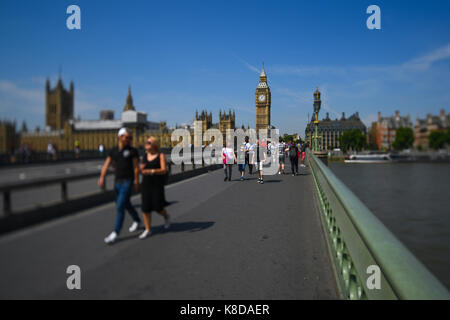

{"left": 312, "top": 87, "right": 321, "bottom": 152}
{"left": 312, "top": 87, "right": 328, "bottom": 165}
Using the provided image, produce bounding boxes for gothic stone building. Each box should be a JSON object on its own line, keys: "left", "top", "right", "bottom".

{"left": 45, "top": 78, "right": 74, "bottom": 130}
{"left": 305, "top": 88, "right": 367, "bottom": 151}
{"left": 193, "top": 109, "right": 236, "bottom": 146}
{"left": 0, "top": 120, "right": 18, "bottom": 154}
{"left": 20, "top": 79, "right": 172, "bottom": 152}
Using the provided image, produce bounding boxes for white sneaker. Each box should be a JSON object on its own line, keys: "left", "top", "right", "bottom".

{"left": 104, "top": 231, "right": 117, "bottom": 244}
{"left": 129, "top": 221, "right": 140, "bottom": 232}
{"left": 139, "top": 230, "right": 151, "bottom": 239}
{"left": 164, "top": 215, "right": 171, "bottom": 230}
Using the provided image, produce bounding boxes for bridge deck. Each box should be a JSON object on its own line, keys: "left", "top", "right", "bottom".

{"left": 0, "top": 164, "right": 337, "bottom": 299}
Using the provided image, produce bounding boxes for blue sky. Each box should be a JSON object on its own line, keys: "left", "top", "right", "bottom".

{"left": 1, "top": 0, "right": 450, "bottom": 136}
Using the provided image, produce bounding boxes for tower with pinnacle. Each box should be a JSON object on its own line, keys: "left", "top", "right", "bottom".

{"left": 45, "top": 76, "right": 74, "bottom": 130}
{"left": 123, "top": 86, "right": 136, "bottom": 112}
{"left": 255, "top": 62, "right": 271, "bottom": 133}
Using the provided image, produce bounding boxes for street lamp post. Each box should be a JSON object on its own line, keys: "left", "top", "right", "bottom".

{"left": 312, "top": 87, "right": 328, "bottom": 165}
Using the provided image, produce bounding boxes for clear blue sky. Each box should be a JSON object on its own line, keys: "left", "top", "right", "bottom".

{"left": 1, "top": 0, "right": 450, "bottom": 136}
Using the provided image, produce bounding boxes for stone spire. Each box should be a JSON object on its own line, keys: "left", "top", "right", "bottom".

{"left": 257, "top": 61, "right": 268, "bottom": 89}
{"left": 260, "top": 61, "right": 266, "bottom": 78}
{"left": 123, "top": 86, "right": 135, "bottom": 111}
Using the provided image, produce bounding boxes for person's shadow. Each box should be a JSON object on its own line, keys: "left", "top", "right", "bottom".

{"left": 133, "top": 200, "right": 178, "bottom": 210}
{"left": 115, "top": 221, "right": 215, "bottom": 243}
{"left": 262, "top": 179, "right": 282, "bottom": 183}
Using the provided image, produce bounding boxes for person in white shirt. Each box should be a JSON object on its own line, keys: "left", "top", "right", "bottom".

{"left": 277, "top": 138, "right": 286, "bottom": 174}
{"left": 99, "top": 144, "right": 105, "bottom": 156}
{"left": 222, "top": 142, "right": 236, "bottom": 181}
{"left": 245, "top": 136, "right": 254, "bottom": 175}
{"left": 255, "top": 139, "right": 267, "bottom": 184}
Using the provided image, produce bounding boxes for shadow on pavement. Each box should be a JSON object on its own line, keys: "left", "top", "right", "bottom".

{"left": 153, "top": 221, "right": 215, "bottom": 234}
{"left": 114, "top": 221, "right": 215, "bottom": 244}
{"left": 133, "top": 200, "right": 179, "bottom": 210}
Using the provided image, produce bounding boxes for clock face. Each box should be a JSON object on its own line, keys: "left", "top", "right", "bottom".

{"left": 258, "top": 94, "right": 266, "bottom": 102}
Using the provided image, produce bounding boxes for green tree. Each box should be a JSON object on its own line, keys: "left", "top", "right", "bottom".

{"left": 282, "top": 134, "right": 294, "bottom": 143}
{"left": 392, "top": 127, "right": 414, "bottom": 151}
{"left": 429, "top": 129, "right": 450, "bottom": 150}
{"left": 339, "top": 129, "right": 367, "bottom": 153}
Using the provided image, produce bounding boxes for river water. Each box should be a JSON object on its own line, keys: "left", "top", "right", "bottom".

{"left": 329, "top": 162, "right": 450, "bottom": 290}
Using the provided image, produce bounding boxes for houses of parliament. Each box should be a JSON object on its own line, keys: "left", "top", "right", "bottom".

{"left": 0, "top": 63, "right": 272, "bottom": 154}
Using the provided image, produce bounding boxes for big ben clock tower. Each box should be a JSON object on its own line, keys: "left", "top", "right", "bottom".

{"left": 255, "top": 62, "right": 271, "bottom": 133}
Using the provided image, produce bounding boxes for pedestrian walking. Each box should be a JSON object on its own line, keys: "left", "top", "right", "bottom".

{"left": 47, "top": 142, "right": 56, "bottom": 161}
{"left": 238, "top": 141, "right": 247, "bottom": 181}
{"left": 245, "top": 136, "right": 254, "bottom": 175}
{"left": 300, "top": 142, "right": 307, "bottom": 167}
{"left": 99, "top": 143, "right": 105, "bottom": 156}
{"left": 277, "top": 138, "right": 286, "bottom": 174}
{"left": 99, "top": 127, "right": 142, "bottom": 244}
{"left": 74, "top": 140, "right": 80, "bottom": 159}
{"left": 288, "top": 141, "right": 299, "bottom": 176}
{"left": 138, "top": 137, "right": 171, "bottom": 239}
{"left": 222, "top": 142, "right": 236, "bottom": 181}
{"left": 256, "top": 139, "right": 267, "bottom": 184}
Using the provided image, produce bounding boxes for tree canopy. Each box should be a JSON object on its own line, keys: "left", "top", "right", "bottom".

{"left": 339, "top": 129, "right": 367, "bottom": 152}
{"left": 392, "top": 127, "right": 414, "bottom": 151}
{"left": 429, "top": 129, "right": 450, "bottom": 150}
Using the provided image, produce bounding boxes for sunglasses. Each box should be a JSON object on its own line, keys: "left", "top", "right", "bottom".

{"left": 146, "top": 140, "right": 152, "bottom": 145}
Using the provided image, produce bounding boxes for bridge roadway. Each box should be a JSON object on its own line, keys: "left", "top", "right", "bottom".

{"left": 0, "top": 164, "right": 338, "bottom": 299}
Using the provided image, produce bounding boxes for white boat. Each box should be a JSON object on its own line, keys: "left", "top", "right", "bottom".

{"left": 344, "top": 154, "right": 392, "bottom": 163}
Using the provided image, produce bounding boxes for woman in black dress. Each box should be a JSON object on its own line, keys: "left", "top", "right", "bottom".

{"left": 138, "top": 137, "right": 170, "bottom": 239}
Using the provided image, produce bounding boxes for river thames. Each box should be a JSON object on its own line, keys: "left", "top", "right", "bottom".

{"left": 329, "top": 162, "right": 450, "bottom": 289}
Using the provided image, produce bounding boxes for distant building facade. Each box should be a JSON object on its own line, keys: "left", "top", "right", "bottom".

{"left": 20, "top": 80, "right": 172, "bottom": 152}
{"left": 375, "top": 111, "right": 412, "bottom": 150}
{"left": 414, "top": 109, "right": 450, "bottom": 149}
{"left": 46, "top": 78, "right": 74, "bottom": 130}
{"left": 0, "top": 120, "right": 17, "bottom": 154}
{"left": 305, "top": 89, "right": 366, "bottom": 151}
{"left": 194, "top": 109, "right": 236, "bottom": 146}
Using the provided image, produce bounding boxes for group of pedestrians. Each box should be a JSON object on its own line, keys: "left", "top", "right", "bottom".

{"left": 221, "top": 137, "right": 309, "bottom": 183}
{"left": 284, "top": 140, "right": 308, "bottom": 176}
{"left": 98, "top": 128, "right": 170, "bottom": 244}
{"left": 98, "top": 128, "right": 309, "bottom": 244}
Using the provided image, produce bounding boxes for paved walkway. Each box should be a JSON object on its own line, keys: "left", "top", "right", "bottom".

{"left": 0, "top": 164, "right": 337, "bottom": 299}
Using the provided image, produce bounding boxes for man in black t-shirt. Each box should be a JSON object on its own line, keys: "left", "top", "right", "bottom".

{"left": 98, "top": 127, "right": 142, "bottom": 244}
{"left": 288, "top": 141, "right": 299, "bottom": 176}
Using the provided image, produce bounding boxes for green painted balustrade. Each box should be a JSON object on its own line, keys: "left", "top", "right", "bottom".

{"left": 307, "top": 150, "right": 450, "bottom": 300}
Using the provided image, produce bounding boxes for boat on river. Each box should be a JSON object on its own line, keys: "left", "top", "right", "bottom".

{"left": 344, "top": 153, "right": 392, "bottom": 163}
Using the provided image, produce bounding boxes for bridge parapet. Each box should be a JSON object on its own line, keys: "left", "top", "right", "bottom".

{"left": 307, "top": 150, "right": 450, "bottom": 300}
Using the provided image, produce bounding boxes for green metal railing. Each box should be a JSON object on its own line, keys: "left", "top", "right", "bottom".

{"left": 307, "top": 150, "right": 450, "bottom": 300}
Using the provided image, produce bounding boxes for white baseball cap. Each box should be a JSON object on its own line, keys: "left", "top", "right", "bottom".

{"left": 118, "top": 127, "right": 130, "bottom": 137}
